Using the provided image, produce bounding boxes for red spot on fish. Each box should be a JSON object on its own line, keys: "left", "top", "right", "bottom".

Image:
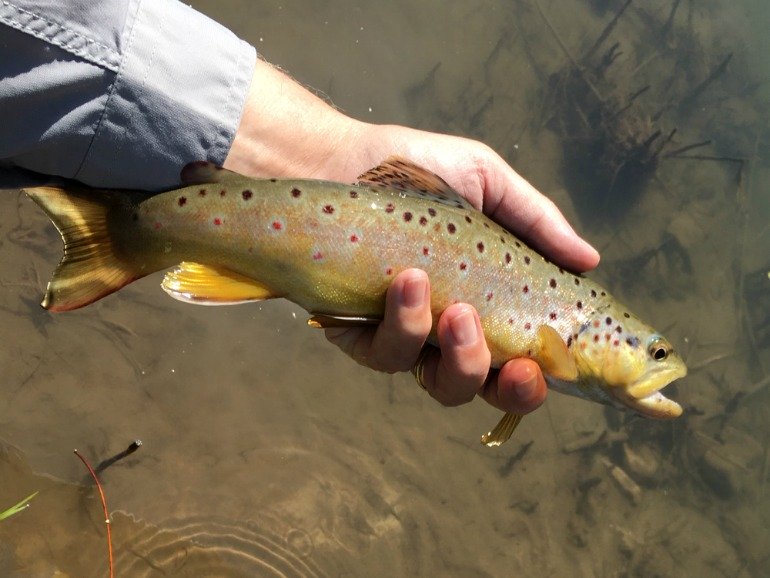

{"left": 242, "top": 190, "right": 253, "bottom": 200}
{"left": 605, "top": 334, "right": 611, "bottom": 341}
{"left": 385, "top": 203, "right": 395, "bottom": 213}
{"left": 505, "top": 252, "right": 512, "bottom": 264}
{"left": 594, "top": 334, "right": 600, "bottom": 342}
{"left": 199, "top": 189, "right": 206, "bottom": 197}
{"left": 213, "top": 218, "right": 222, "bottom": 226}
{"left": 422, "top": 246, "right": 430, "bottom": 256}
{"left": 404, "top": 212, "right": 413, "bottom": 222}
{"left": 508, "top": 318, "right": 514, "bottom": 325}
{"left": 154, "top": 222, "right": 162, "bottom": 230}
{"left": 459, "top": 262, "right": 467, "bottom": 271}
{"left": 385, "top": 267, "right": 393, "bottom": 276}
{"left": 220, "top": 190, "right": 226, "bottom": 197}
{"left": 593, "top": 320, "right": 600, "bottom": 328}
{"left": 613, "top": 339, "right": 620, "bottom": 347}
{"left": 291, "top": 188, "right": 301, "bottom": 198}
{"left": 549, "top": 279, "right": 557, "bottom": 288}
{"left": 419, "top": 216, "right": 428, "bottom": 226}
{"left": 272, "top": 221, "right": 282, "bottom": 230}
{"left": 349, "top": 190, "right": 358, "bottom": 198}
{"left": 178, "top": 196, "right": 187, "bottom": 207}
{"left": 524, "top": 256, "right": 531, "bottom": 265}
{"left": 428, "top": 208, "right": 437, "bottom": 217}
{"left": 549, "top": 312, "right": 557, "bottom": 320}
{"left": 350, "top": 234, "right": 359, "bottom": 242}
{"left": 477, "top": 242, "right": 485, "bottom": 253}
{"left": 524, "top": 322, "right": 531, "bottom": 330}
{"left": 486, "top": 292, "right": 493, "bottom": 301}
{"left": 523, "top": 285, "right": 529, "bottom": 293}
{"left": 323, "top": 204, "right": 335, "bottom": 214}
{"left": 313, "top": 251, "right": 323, "bottom": 261}
{"left": 447, "top": 223, "right": 456, "bottom": 234}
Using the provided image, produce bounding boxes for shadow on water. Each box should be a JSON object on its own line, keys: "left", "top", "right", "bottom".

{"left": 1, "top": 0, "right": 769, "bottom": 576}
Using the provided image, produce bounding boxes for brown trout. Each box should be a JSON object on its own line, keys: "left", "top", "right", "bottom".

{"left": 24, "top": 158, "right": 686, "bottom": 446}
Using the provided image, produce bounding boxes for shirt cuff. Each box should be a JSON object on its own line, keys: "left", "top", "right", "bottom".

{"left": 76, "top": 0, "right": 256, "bottom": 190}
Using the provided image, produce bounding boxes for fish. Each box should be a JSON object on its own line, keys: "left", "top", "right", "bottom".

{"left": 24, "top": 158, "right": 687, "bottom": 446}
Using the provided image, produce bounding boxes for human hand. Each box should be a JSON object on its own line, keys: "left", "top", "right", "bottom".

{"left": 224, "top": 60, "right": 600, "bottom": 416}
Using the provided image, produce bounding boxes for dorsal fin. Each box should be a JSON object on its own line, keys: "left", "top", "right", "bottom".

{"left": 180, "top": 161, "right": 245, "bottom": 185}
{"left": 357, "top": 156, "right": 473, "bottom": 209}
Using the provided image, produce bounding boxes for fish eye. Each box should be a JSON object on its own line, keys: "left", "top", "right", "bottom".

{"left": 648, "top": 338, "right": 670, "bottom": 361}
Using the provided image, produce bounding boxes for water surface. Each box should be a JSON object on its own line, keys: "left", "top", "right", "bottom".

{"left": 1, "top": 0, "right": 768, "bottom": 576}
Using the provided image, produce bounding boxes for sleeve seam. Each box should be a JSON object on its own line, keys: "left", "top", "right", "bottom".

{"left": 0, "top": 0, "right": 121, "bottom": 72}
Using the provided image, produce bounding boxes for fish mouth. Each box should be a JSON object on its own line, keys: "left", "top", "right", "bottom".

{"left": 610, "top": 365, "right": 687, "bottom": 419}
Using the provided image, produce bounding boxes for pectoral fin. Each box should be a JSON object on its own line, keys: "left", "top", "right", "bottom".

{"left": 307, "top": 314, "right": 382, "bottom": 328}
{"left": 536, "top": 325, "right": 578, "bottom": 381}
{"left": 481, "top": 412, "right": 523, "bottom": 447}
{"left": 161, "top": 262, "right": 278, "bottom": 305}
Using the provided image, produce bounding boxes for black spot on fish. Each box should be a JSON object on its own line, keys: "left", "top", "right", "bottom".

{"left": 626, "top": 336, "right": 640, "bottom": 348}
{"left": 291, "top": 187, "right": 302, "bottom": 198}
{"left": 349, "top": 190, "right": 358, "bottom": 198}
{"left": 242, "top": 190, "right": 253, "bottom": 200}
{"left": 465, "top": 215, "right": 472, "bottom": 223}
{"left": 549, "top": 279, "right": 557, "bottom": 288}
{"left": 428, "top": 208, "right": 437, "bottom": 217}
{"left": 270, "top": 178, "right": 277, "bottom": 183}
{"left": 447, "top": 223, "right": 456, "bottom": 234}
{"left": 404, "top": 212, "right": 413, "bottom": 222}
{"left": 178, "top": 196, "right": 187, "bottom": 207}
{"left": 524, "top": 256, "right": 531, "bottom": 265}
{"left": 323, "top": 204, "right": 335, "bottom": 214}
{"left": 591, "top": 290, "right": 597, "bottom": 298}
{"left": 419, "top": 216, "right": 428, "bottom": 226}
{"left": 477, "top": 242, "right": 485, "bottom": 253}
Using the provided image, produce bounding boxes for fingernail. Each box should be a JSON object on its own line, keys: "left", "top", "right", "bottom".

{"left": 516, "top": 373, "right": 538, "bottom": 403}
{"left": 401, "top": 276, "right": 426, "bottom": 308}
{"left": 448, "top": 308, "right": 478, "bottom": 347}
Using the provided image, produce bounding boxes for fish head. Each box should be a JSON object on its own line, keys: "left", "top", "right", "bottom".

{"left": 570, "top": 310, "right": 687, "bottom": 419}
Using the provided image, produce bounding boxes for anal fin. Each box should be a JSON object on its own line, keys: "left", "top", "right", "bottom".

{"left": 481, "top": 413, "right": 523, "bottom": 447}
{"left": 161, "top": 262, "right": 278, "bottom": 305}
{"left": 307, "top": 314, "right": 382, "bottom": 328}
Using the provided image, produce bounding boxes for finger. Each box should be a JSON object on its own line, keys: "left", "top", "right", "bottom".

{"left": 479, "top": 358, "right": 547, "bottom": 414}
{"left": 422, "top": 304, "right": 491, "bottom": 406}
{"left": 366, "top": 268, "right": 433, "bottom": 373}
{"left": 475, "top": 150, "right": 600, "bottom": 273}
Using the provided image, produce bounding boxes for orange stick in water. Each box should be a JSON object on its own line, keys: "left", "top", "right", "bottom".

{"left": 74, "top": 449, "right": 114, "bottom": 578}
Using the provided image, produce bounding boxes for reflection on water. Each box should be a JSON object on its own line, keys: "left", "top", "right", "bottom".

{"left": 1, "top": 0, "right": 769, "bottom": 576}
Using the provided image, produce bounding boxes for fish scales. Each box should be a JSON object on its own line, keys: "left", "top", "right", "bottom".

{"left": 137, "top": 178, "right": 613, "bottom": 365}
{"left": 24, "top": 158, "right": 687, "bottom": 445}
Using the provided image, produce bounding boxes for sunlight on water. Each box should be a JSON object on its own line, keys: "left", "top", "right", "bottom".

{"left": 1, "top": 0, "right": 768, "bottom": 576}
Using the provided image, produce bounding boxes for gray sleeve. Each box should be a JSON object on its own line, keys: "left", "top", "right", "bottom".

{"left": 0, "top": 0, "right": 256, "bottom": 190}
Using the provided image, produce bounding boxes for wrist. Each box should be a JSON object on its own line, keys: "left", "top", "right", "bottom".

{"left": 224, "top": 58, "right": 367, "bottom": 180}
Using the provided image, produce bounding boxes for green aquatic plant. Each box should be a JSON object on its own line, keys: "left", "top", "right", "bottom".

{"left": 0, "top": 491, "right": 39, "bottom": 521}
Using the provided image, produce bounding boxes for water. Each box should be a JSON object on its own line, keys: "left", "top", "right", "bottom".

{"left": 1, "top": 0, "right": 769, "bottom": 576}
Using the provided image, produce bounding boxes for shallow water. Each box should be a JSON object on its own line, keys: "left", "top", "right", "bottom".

{"left": 1, "top": 0, "right": 769, "bottom": 576}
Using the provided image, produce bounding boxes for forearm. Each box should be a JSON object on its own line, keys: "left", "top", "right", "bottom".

{"left": 224, "top": 58, "right": 367, "bottom": 182}
{"left": 0, "top": 0, "right": 255, "bottom": 190}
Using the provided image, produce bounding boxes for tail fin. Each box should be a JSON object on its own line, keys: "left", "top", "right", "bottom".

{"left": 24, "top": 185, "right": 140, "bottom": 312}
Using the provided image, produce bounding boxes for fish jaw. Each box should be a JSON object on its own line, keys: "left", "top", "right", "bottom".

{"left": 608, "top": 363, "right": 686, "bottom": 419}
